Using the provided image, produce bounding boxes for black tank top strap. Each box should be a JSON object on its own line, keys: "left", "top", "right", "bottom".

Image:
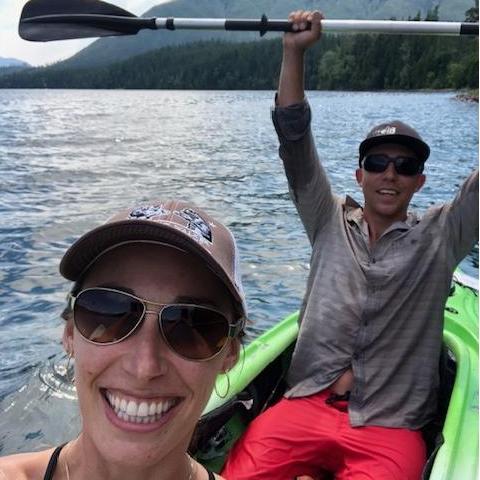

{"left": 206, "top": 468, "right": 216, "bottom": 480}
{"left": 43, "top": 444, "right": 65, "bottom": 480}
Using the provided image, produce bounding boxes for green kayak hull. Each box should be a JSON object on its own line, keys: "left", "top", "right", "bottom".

{"left": 198, "top": 279, "right": 478, "bottom": 479}
{"left": 430, "top": 280, "right": 478, "bottom": 480}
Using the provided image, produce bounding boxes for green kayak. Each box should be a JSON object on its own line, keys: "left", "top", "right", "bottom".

{"left": 193, "top": 277, "right": 478, "bottom": 479}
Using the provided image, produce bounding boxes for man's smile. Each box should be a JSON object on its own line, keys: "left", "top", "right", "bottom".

{"left": 377, "top": 188, "right": 399, "bottom": 196}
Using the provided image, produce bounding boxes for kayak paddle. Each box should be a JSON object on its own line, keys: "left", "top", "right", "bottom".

{"left": 19, "top": 0, "right": 479, "bottom": 42}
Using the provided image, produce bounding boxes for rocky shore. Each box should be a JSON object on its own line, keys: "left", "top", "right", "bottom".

{"left": 456, "top": 89, "right": 479, "bottom": 103}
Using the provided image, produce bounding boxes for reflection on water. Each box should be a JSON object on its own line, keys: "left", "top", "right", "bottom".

{"left": 39, "top": 354, "right": 77, "bottom": 402}
{"left": 1, "top": 353, "right": 80, "bottom": 454}
{"left": 0, "top": 89, "right": 477, "bottom": 453}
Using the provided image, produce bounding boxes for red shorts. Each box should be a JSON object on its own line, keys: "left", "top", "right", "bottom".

{"left": 221, "top": 389, "right": 426, "bottom": 480}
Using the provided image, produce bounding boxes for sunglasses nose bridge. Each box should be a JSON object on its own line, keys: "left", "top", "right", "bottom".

{"left": 144, "top": 308, "right": 160, "bottom": 314}
{"left": 123, "top": 307, "right": 170, "bottom": 380}
{"left": 383, "top": 160, "right": 398, "bottom": 177}
{"left": 144, "top": 307, "right": 169, "bottom": 339}
{"left": 143, "top": 308, "right": 162, "bottom": 323}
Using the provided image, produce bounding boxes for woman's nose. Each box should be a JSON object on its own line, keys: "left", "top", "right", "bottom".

{"left": 122, "top": 311, "right": 169, "bottom": 380}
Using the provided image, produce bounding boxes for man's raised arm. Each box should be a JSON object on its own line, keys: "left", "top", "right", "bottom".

{"left": 273, "top": 11, "right": 337, "bottom": 245}
{"left": 278, "top": 11, "right": 323, "bottom": 107}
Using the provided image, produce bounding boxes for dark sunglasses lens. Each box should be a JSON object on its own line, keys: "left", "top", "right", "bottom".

{"left": 161, "top": 306, "right": 230, "bottom": 360}
{"left": 74, "top": 290, "right": 143, "bottom": 343}
{"left": 395, "top": 157, "right": 422, "bottom": 175}
{"left": 364, "top": 155, "right": 421, "bottom": 176}
{"left": 363, "top": 155, "right": 389, "bottom": 173}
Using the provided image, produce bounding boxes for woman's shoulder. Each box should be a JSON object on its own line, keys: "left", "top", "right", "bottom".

{"left": 0, "top": 448, "right": 56, "bottom": 480}
{"left": 195, "top": 461, "right": 224, "bottom": 480}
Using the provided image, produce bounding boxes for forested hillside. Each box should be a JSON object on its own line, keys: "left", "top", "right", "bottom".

{"left": 1, "top": 30, "right": 476, "bottom": 90}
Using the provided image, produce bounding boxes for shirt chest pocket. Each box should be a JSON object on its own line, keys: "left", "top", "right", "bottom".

{"left": 384, "top": 231, "right": 433, "bottom": 271}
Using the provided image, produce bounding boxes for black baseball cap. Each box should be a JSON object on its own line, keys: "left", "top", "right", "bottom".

{"left": 359, "top": 120, "right": 430, "bottom": 166}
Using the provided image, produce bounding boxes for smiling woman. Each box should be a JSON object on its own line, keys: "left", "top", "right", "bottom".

{"left": 0, "top": 199, "right": 246, "bottom": 480}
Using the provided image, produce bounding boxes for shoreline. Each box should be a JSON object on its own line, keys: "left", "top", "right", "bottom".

{"left": 455, "top": 89, "right": 479, "bottom": 103}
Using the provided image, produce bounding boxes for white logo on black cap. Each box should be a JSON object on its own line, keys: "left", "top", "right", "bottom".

{"left": 374, "top": 126, "right": 397, "bottom": 136}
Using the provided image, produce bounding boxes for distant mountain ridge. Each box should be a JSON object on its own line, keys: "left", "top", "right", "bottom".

{"left": 0, "top": 57, "right": 30, "bottom": 68}
{"left": 60, "top": 0, "right": 474, "bottom": 68}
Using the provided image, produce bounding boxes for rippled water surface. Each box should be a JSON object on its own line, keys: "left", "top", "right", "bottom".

{"left": 0, "top": 89, "right": 478, "bottom": 453}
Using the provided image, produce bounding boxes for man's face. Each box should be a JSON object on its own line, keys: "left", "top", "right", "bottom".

{"left": 355, "top": 143, "right": 426, "bottom": 223}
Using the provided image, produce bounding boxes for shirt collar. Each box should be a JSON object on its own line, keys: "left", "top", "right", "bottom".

{"left": 345, "top": 195, "right": 419, "bottom": 232}
{"left": 345, "top": 195, "right": 363, "bottom": 224}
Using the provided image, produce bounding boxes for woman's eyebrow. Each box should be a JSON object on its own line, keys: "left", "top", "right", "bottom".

{"left": 173, "top": 295, "right": 221, "bottom": 309}
{"left": 94, "top": 286, "right": 221, "bottom": 309}
{"left": 97, "top": 284, "right": 136, "bottom": 295}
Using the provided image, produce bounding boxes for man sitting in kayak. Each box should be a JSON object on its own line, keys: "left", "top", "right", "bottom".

{"left": 221, "top": 10, "right": 479, "bottom": 480}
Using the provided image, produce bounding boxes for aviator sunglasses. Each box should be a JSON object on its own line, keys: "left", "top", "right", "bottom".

{"left": 67, "top": 287, "right": 243, "bottom": 361}
{"left": 362, "top": 154, "right": 423, "bottom": 176}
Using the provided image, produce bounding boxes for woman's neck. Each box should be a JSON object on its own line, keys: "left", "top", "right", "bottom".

{"left": 62, "top": 435, "right": 194, "bottom": 480}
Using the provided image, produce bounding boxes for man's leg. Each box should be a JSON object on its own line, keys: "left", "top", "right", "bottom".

{"left": 221, "top": 391, "right": 343, "bottom": 480}
{"left": 336, "top": 423, "right": 426, "bottom": 480}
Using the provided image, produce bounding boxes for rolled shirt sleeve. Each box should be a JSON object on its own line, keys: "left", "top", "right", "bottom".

{"left": 271, "top": 97, "right": 338, "bottom": 245}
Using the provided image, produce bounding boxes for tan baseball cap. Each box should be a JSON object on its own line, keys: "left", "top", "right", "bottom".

{"left": 60, "top": 200, "right": 247, "bottom": 321}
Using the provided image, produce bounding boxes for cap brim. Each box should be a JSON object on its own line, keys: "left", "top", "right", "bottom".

{"left": 60, "top": 220, "right": 245, "bottom": 317}
{"left": 359, "top": 134, "right": 430, "bottom": 165}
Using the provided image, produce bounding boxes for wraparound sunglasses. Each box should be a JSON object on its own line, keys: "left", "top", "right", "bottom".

{"left": 67, "top": 287, "right": 243, "bottom": 361}
{"left": 362, "top": 154, "right": 423, "bottom": 176}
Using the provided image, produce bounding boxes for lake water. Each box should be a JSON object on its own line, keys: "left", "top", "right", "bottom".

{"left": 0, "top": 89, "right": 478, "bottom": 454}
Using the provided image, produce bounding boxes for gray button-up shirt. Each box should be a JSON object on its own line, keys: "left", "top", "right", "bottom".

{"left": 272, "top": 99, "right": 478, "bottom": 429}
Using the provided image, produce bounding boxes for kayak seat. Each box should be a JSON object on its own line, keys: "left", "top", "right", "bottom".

{"left": 191, "top": 342, "right": 294, "bottom": 464}
{"left": 421, "top": 344, "right": 457, "bottom": 479}
{"left": 189, "top": 390, "right": 255, "bottom": 456}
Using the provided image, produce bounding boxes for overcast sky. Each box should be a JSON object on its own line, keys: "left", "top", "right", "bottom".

{"left": 1, "top": 1, "right": 167, "bottom": 66}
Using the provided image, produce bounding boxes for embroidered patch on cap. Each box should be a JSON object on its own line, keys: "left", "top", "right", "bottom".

{"left": 127, "top": 205, "right": 213, "bottom": 245}
{"left": 178, "top": 208, "right": 212, "bottom": 243}
{"left": 128, "top": 205, "right": 167, "bottom": 220}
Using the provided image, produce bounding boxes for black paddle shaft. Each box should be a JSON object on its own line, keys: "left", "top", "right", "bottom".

{"left": 225, "top": 16, "right": 294, "bottom": 36}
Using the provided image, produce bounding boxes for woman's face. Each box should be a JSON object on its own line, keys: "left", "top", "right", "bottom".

{"left": 64, "top": 243, "right": 238, "bottom": 467}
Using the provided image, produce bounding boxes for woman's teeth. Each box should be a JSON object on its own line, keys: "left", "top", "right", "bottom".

{"left": 105, "top": 391, "right": 177, "bottom": 424}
